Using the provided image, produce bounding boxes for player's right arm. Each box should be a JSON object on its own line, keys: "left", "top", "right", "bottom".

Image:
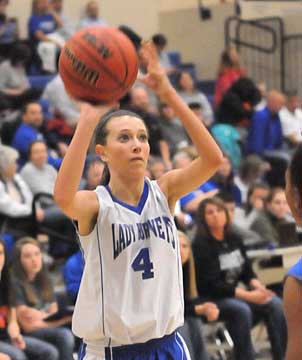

{"left": 54, "top": 103, "right": 115, "bottom": 234}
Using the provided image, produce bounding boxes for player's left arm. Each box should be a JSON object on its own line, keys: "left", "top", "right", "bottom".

{"left": 141, "top": 42, "right": 223, "bottom": 209}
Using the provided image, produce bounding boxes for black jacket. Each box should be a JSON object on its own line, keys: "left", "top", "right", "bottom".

{"left": 193, "top": 230, "right": 256, "bottom": 299}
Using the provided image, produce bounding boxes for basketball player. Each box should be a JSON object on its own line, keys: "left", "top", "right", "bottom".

{"left": 54, "top": 42, "right": 223, "bottom": 359}
{"left": 283, "top": 145, "right": 302, "bottom": 360}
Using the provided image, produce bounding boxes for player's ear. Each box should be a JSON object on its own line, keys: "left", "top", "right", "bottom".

{"left": 95, "top": 144, "right": 107, "bottom": 161}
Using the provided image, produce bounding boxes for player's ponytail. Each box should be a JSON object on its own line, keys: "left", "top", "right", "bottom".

{"left": 94, "top": 109, "right": 146, "bottom": 186}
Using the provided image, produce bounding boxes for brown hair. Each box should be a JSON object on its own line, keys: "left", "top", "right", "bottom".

{"left": 178, "top": 231, "right": 198, "bottom": 300}
{"left": 266, "top": 187, "right": 285, "bottom": 205}
{"left": 11, "top": 237, "right": 54, "bottom": 306}
{"left": 195, "top": 197, "right": 230, "bottom": 237}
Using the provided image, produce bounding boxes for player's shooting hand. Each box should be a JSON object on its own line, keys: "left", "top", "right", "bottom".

{"left": 78, "top": 102, "right": 119, "bottom": 127}
{"left": 138, "top": 41, "right": 172, "bottom": 98}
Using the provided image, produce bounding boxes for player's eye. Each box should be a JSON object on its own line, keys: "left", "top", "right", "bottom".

{"left": 139, "top": 134, "right": 148, "bottom": 142}
{"left": 119, "top": 134, "right": 130, "bottom": 142}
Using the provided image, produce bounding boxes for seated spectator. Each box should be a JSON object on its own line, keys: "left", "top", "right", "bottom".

{"left": 148, "top": 156, "right": 167, "bottom": 180}
{"left": 193, "top": 197, "right": 287, "bottom": 360}
{"left": 246, "top": 90, "right": 286, "bottom": 156}
{"left": 214, "top": 46, "right": 244, "bottom": 108}
{"left": 0, "top": 0, "right": 18, "bottom": 58}
{"left": 176, "top": 71, "right": 214, "bottom": 126}
{"left": 159, "top": 103, "right": 190, "bottom": 156}
{"left": 28, "top": 0, "right": 65, "bottom": 73}
{"left": 173, "top": 149, "right": 218, "bottom": 215}
{"left": 234, "top": 182, "right": 270, "bottom": 230}
{"left": 0, "top": 43, "right": 41, "bottom": 111}
{"left": 11, "top": 102, "right": 62, "bottom": 169}
{"left": 78, "top": 0, "right": 107, "bottom": 29}
{"left": 151, "top": 33, "right": 176, "bottom": 75}
{"left": 82, "top": 157, "right": 104, "bottom": 190}
{"left": 10, "top": 237, "right": 75, "bottom": 359}
{"left": 234, "top": 155, "right": 270, "bottom": 203}
{"left": 42, "top": 73, "right": 80, "bottom": 132}
{"left": 251, "top": 187, "right": 294, "bottom": 248}
{"left": 279, "top": 91, "right": 302, "bottom": 148}
{"left": 0, "top": 145, "right": 37, "bottom": 238}
{"left": 20, "top": 141, "right": 75, "bottom": 257}
{"left": 49, "top": 0, "right": 75, "bottom": 39}
{"left": 0, "top": 239, "right": 58, "bottom": 359}
{"left": 218, "top": 191, "right": 264, "bottom": 250}
{"left": 63, "top": 250, "right": 84, "bottom": 304}
{"left": 178, "top": 231, "right": 218, "bottom": 360}
{"left": 207, "top": 155, "right": 242, "bottom": 205}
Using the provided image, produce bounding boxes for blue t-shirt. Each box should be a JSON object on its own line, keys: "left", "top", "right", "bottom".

{"left": 28, "top": 14, "right": 57, "bottom": 40}
{"left": 246, "top": 107, "right": 283, "bottom": 155}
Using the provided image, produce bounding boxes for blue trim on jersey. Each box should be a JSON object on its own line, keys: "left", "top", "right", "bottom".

{"left": 78, "top": 342, "right": 87, "bottom": 360}
{"left": 105, "top": 180, "right": 149, "bottom": 215}
{"left": 96, "top": 224, "right": 106, "bottom": 336}
{"left": 287, "top": 257, "right": 302, "bottom": 281}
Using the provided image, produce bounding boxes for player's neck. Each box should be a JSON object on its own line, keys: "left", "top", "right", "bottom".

{"left": 108, "top": 176, "right": 146, "bottom": 207}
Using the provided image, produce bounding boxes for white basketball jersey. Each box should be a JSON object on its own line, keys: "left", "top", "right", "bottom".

{"left": 72, "top": 178, "right": 184, "bottom": 347}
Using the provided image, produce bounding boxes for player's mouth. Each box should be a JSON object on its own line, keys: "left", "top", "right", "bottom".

{"left": 130, "top": 157, "right": 144, "bottom": 162}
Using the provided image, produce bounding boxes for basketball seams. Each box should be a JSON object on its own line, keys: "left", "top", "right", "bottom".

{"left": 59, "top": 27, "right": 138, "bottom": 102}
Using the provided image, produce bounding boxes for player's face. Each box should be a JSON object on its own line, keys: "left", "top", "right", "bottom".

{"left": 100, "top": 116, "right": 150, "bottom": 178}
{"left": 20, "top": 243, "right": 43, "bottom": 279}
{"left": 204, "top": 203, "right": 227, "bottom": 232}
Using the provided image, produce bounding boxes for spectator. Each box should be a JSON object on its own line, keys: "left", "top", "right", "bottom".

{"left": 0, "top": 43, "right": 41, "bottom": 111}
{"left": 42, "top": 74, "right": 80, "bottom": 129}
{"left": 251, "top": 187, "right": 294, "bottom": 248}
{"left": 11, "top": 102, "right": 62, "bottom": 169}
{"left": 234, "top": 183, "right": 270, "bottom": 230}
{"left": 49, "top": 0, "right": 74, "bottom": 39}
{"left": 0, "top": 239, "right": 58, "bottom": 359}
{"left": 152, "top": 33, "right": 176, "bottom": 75}
{"left": 148, "top": 156, "right": 166, "bottom": 180}
{"left": 0, "top": 0, "right": 18, "bottom": 58}
{"left": 176, "top": 71, "right": 214, "bottom": 126}
{"left": 82, "top": 157, "right": 104, "bottom": 190}
{"left": 0, "top": 145, "right": 37, "bottom": 238}
{"left": 218, "top": 191, "right": 264, "bottom": 250}
{"left": 193, "top": 197, "right": 287, "bottom": 360}
{"left": 234, "top": 155, "right": 270, "bottom": 203}
{"left": 279, "top": 91, "right": 302, "bottom": 148}
{"left": 173, "top": 149, "right": 218, "bottom": 215}
{"left": 246, "top": 90, "right": 286, "bottom": 156}
{"left": 10, "top": 237, "right": 75, "bottom": 359}
{"left": 78, "top": 0, "right": 107, "bottom": 29}
{"left": 63, "top": 250, "right": 84, "bottom": 304}
{"left": 178, "top": 231, "right": 218, "bottom": 360}
{"left": 20, "top": 141, "right": 75, "bottom": 257}
{"left": 207, "top": 155, "right": 242, "bottom": 205}
{"left": 214, "top": 46, "right": 244, "bottom": 108}
{"left": 159, "top": 103, "right": 190, "bottom": 155}
{"left": 28, "top": 0, "right": 65, "bottom": 73}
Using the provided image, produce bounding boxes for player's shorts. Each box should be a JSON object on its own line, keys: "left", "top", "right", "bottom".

{"left": 78, "top": 331, "right": 191, "bottom": 360}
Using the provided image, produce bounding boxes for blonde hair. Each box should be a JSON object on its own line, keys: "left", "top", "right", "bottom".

{"left": 179, "top": 231, "right": 198, "bottom": 300}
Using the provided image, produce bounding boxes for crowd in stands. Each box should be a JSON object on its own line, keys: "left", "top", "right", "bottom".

{"left": 0, "top": 0, "right": 302, "bottom": 359}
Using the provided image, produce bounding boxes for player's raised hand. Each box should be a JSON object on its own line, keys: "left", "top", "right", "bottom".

{"left": 139, "top": 41, "right": 172, "bottom": 98}
{"left": 78, "top": 102, "right": 119, "bottom": 128}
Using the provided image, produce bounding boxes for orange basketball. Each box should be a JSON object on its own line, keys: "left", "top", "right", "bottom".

{"left": 59, "top": 26, "right": 139, "bottom": 103}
